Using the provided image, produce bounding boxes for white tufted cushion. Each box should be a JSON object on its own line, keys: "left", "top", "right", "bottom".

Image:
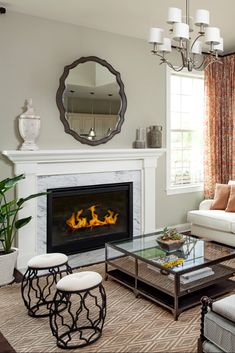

{"left": 27, "top": 253, "right": 68, "bottom": 269}
{"left": 56, "top": 271, "right": 102, "bottom": 292}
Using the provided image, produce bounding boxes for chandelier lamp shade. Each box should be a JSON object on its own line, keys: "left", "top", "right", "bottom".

{"left": 148, "top": 0, "right": 223, "bottom": 71}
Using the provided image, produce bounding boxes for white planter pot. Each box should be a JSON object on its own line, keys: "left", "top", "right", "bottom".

{"left": 0, "top": 248, "right": 19, "bottom": 286}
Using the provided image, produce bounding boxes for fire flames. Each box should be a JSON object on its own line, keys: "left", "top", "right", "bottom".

{"left": 66, "top": 205, "right": 119, "bottom": 231}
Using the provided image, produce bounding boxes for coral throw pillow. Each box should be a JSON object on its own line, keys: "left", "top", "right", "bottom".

{"left": 210, "top": 184, "right": 231, "bottom": 210}
{"left": 225, "top": 185, "right": 235, "bottom": 212}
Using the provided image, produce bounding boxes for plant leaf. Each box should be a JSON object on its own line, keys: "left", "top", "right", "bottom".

{"left": 1, "top": 208, "right": 21, "bottom": 218}
{"left": 0, "top": 178, "right": 10, "bottom": 193}
{"left": 0, "top": 174, "right": 25, "bottom": 193}
{"left": 1, "top": 200, "right": 17, "bottom": 214}
{"left": 15, "top": 216, "right": 32, "bottom": 229}
{"left": 0, "top": 228, "right": 7, "bottom": 235}
{"left": 0, "top": 213, "right": 5, "bottom": 223}
{"left": 0, "top": 225, "right": 12, "bottom": 236}
{"left": 0, "top": 206, "right": 23, "bottom": 220}
{"left": 17, "top": 192, "right": 48, "bottom": 207}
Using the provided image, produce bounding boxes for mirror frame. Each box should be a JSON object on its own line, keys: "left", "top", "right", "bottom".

{"left": 56, "top": 56, "right": 127, "bottom": 146}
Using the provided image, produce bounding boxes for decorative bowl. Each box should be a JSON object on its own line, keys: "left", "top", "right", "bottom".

{"left": 156, "top": 236, "right": 185, "bottom": 253}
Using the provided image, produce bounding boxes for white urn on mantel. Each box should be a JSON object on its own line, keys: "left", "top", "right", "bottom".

{"left": 18, "top": 98, "right": 40, "bottom": 151}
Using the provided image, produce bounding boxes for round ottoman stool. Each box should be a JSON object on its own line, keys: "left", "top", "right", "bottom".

{"left": 21, "top": 253, "right": 72, "bottom": 317}
{"left": 49, "top": 271, "right": 106, "bottom": 349}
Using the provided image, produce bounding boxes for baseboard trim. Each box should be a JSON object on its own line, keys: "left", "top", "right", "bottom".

{"left": 155, "top": 223, "right": 191, "bottom": 233}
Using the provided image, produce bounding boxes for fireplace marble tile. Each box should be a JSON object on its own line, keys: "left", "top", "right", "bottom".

{"left": 68, "top": 248, "right": 105, "bottom": 268}
{"left": 37, "top": 170, "right": 141, "bottom": 258}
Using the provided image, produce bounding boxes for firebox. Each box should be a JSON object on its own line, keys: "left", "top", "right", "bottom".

{"left": 47, "top": 182, "right": 133, "bottom": 254}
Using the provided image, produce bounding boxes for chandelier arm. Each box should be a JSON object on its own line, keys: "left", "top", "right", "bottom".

{"left": 203, "top": 56, "right": 223, "bottom": 70}
{"left": 153, "top": 52, "right": 166, "bottom": 60}
{"left": 164, "top": 56, "right": 185, "bottom": 72}
{"left": 190, "top": 51, "right": 206, "bottom": 70}
{"left": 193, "top": 56, "right": 207, "bottom": 71}
{"left": 193, "top": 54, "right": 222, "bottom": 71}
{"left": 153, "top": 52, "right": 185, "bottom": 72}
{"left": 180, "top": 48, "right": 187, "bottom": 67}
{"left": 166, "top": 61, "right": 185, "bottom": 72}
{"left": 190, "top": 33, "right": 204, "bottom": 51}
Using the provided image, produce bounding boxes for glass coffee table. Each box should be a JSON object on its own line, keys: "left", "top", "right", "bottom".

{"left": 105, "top": 232, "right": 235, "bottom": 320}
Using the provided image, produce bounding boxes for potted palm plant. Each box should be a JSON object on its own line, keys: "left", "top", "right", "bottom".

{"left": 0, "top": 174, "right": 46, "bottom": 286}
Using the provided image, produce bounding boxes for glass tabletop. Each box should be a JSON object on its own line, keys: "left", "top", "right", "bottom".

{"left": 108, "top": 232, "right": 235, "bottom": 273}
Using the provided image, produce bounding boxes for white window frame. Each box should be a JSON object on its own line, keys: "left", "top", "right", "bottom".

{"left": 166, "top": 66, "right": 204, "bottom": 195}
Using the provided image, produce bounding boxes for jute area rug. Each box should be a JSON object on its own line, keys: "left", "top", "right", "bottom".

{"left": 0, "top": 263, "right": 200, "bottom": 353}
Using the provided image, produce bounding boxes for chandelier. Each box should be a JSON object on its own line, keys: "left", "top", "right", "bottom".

{"left": 148, "top": 0, "right": 223, "bottom": 71}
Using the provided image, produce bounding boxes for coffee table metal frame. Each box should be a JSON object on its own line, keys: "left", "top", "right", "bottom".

{"left": 105, "top": 233, "right": 235, "bottom": 320}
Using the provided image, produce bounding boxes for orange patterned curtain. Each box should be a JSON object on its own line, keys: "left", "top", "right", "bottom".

{"left": 204, "top": 55, "right": 235, "bottom": 198}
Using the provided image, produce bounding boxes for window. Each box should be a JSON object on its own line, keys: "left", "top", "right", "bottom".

{"left": 167, "top": 69, "right": 204, "bottom": 195}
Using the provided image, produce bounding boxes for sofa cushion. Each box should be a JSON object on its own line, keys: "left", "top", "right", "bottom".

{"left": 211, "top": 184, "right": 231, "bottom": 210}
{"left": 213, "top": 295, "right": 235, "bottom": 323}
{"left": 226, "top": 185, "right": 235, "bottom": 212}
{"left": 231, "top": 223, "right": 235, "bottom": 234}
{"left": 187, "top": 210, "right": 235, "bottom": 232}
{"left": 204, "top": 311, "right": 235, "bottom": 353}
{"left": 203, "top": 340, "right": 224, "bottom": 353}
{"left": 199, "top": 199, "right": 214, "bottom": 211}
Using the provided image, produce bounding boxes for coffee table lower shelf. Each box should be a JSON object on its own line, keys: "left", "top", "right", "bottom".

{"left": 107, "top": 268, "right": 235, "bottom": 320}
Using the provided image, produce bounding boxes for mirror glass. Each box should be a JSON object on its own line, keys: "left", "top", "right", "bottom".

{"left": 57, "top": 57, "right": 126, "bottom": 145}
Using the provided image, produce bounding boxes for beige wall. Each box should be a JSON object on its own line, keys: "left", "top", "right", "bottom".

{"left": 0, "top": 11, "right": 203, "bottom": 228}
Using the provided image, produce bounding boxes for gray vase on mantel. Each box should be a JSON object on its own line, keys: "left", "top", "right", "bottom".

{"left": 133, "top": 127, "right": 146, "bottom": 148}
{"left": 147, "top": 125, "right": 162, "bottom": 148}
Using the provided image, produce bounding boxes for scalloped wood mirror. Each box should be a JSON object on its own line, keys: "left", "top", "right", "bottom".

{"left": 56, "top": 56, "right": 127, "bottom": 146}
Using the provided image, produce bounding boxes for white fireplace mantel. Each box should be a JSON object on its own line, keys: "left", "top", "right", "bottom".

{"left": 2, "top": 148, "right": 165, "bottom": 269}
{"left": 3, "top": 149, "right": 165, "bottom": 163}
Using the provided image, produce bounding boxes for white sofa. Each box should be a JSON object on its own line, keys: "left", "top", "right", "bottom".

{"left": 188, "top": 182, "right": 235, "bottom": 247}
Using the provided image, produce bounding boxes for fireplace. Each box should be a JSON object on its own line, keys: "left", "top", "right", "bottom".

{"left": 47, "top": 182, "right": 133, "bottom": 254}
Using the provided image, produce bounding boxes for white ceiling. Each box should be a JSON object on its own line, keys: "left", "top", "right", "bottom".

{"left": 65, "top": 83, "right": 119, "bottom": 100}
{"left": 3, "top": 0, "right": 235, "bottom": 53}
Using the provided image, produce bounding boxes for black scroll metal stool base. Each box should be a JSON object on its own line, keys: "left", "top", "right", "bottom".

{"left": 21, "top": 254, "right": 72, "bottom": 318}
{"left": 49, "top": 272, "right": 106, "bottom": 349}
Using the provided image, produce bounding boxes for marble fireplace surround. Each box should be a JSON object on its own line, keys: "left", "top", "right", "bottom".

{"left": 2, "top": 149, "right": 165, "bottom": 270}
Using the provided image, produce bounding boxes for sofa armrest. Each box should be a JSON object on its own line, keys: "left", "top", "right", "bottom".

{"left": 199, "top": 199, "right": 214, "bottom": 210}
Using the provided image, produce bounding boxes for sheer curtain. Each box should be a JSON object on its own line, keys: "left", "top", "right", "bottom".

{"left": 204, "top": 55, "right": 235, "bottom": 198}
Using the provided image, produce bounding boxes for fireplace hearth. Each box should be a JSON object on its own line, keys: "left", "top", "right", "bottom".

{"left": 47, "top": 182, "right": 133, "bottom": 254}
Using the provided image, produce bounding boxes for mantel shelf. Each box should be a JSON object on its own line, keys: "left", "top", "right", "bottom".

{"left": 2, "top": 148, "right": 166, "bottom": 163}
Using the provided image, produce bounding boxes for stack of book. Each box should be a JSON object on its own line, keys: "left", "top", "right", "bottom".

{"left": 168, "top": 267, "right": 214, "bottom": 284}
{"left": 147, "top": 255, "right": 183, "bottom": 272}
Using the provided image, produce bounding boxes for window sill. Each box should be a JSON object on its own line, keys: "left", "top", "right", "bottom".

{"left": 166, "top": 184, "right": 203, "bottom": 195}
